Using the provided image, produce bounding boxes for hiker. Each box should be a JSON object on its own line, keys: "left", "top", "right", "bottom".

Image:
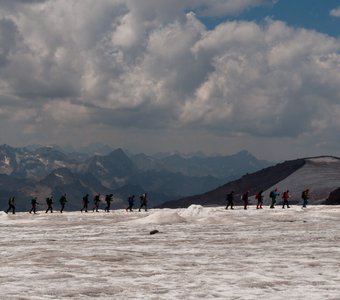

{"left": 241, "top": 191, "right": 249, "bottom": 210}
{"left": 225, "top": 191, "right": 234, "bottom": 210}
{"left": 29, "top": 197, "right": 39, "bottom": 214}
{"left": 126, "top": 195, "right": 135, "bottom": 212}
{"left": 282, "top": 190, "right": 290, "bottom": 208}
{"left": 6, "top": 196, "right": 16, "bottom": 214}
{"left": 256, "top": 190, "right": 264, "bottom": 209}
{"left": 81, "top": 194, "right": 89, "bottom": 212}
{"left": 269, "top": 188, "right": 279, "bottom": 209}
{"left": 93, "top": 193, "right": 101, "bottom": 212}
{"left": 45, "top": 196, "right": 54, "bottom": 213}
{"left": 104, "top": 194, "right": 113, "bottom": 212}
{"left": 59, "top": 194, "right": 67, "bottom": 213}
{"left": 301, "top": 189, "right": 310, "bottom": 208}
{"left": 139, "top": 193, "right": 148, "bottom": 212}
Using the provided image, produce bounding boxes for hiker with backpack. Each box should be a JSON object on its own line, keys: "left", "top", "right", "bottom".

{"left": 269, "top": 188, "right": 279, "bottom": 209}
{"left": 29, "top": 197, "right": 39, "bottom": 214}
{"left": 225, "top": 191, "right": 234, "bottom": 210}
{"left": 81, "top": 194, "right": 89, "bottom": 212}
{"left": 93, "top": 193, "right": 101, "bottom": 212}
{"left": 45, "top": 196, "right": 54, "bottom": 213}
{"left": 139, "top": 193, "right": 148, "bottom": 212}
{"left": 241, "top": 191, "right": 249, "bottom": 210}
{"left": 126, "top": 195, "right": 135, "bottom": 212}
{"left": 59, "top": 194, "right": 67, "bottom": 213}
{"left": 301, "top": 189, "right": 310, "bottom": 208}
{"left": 6, "top": 196, "right": 16, "bottom": 214}
{"left": 256, "top": 190, "right": 264, "bottom": 209}
{"left": 104, "top": 194, "right": 113, "bottom": 212}
{"left": 282, "top": 190, "right": 290, "bottom": 208}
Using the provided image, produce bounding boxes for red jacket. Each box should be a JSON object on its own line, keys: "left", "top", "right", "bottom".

{"left": 282, "top": 191, "right": 289, "bottom": 200}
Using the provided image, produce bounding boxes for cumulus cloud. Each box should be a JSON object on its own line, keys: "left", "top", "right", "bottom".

{"left": 0, "top": 0, "right": 339, "bottom": 159}
{"left": 183, "top": 20, "right": 340, "bottom": 137}
{"left": 0, "top": 18, "right": 21, "bottom": 67}
{"left": 0, "top": 0, "right": 48, "bottom": 12}
{"left": 330, "top": 6, "right": 340, "bottom": 17}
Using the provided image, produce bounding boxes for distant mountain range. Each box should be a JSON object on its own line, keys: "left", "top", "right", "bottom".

{"left": 159, "top": 156, "right": 340, "bottom": 208}
{"left": 0, "top": 144, "right": 273, "bottom": 211}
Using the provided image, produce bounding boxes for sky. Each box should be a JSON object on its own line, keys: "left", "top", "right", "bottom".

{"left": 0, "top": 0, "right": 339, "bottom": 161}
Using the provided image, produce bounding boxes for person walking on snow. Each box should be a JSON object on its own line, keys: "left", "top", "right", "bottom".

{"left": 29, "top": 197, "right": 39, "bottom": 214}
{"left": 256, "top": 190, "right": 264, "bottom": 209}
{"left": 269, "top": 188, "right": 279, "bottom": 209}
{"left": 282, "top": 190, "right": 290, "bottom": 208}
{"left": 93, "top": 193, "right": 101, "bottom": 212}
{"left": 6, "top": 196, "right": 16, "bottom": 214}
{"left": 139, "top": 193, "right": 148, "bottom": 212}
{"left": 104, "top": 194, "right": 113, "bottom": 212}
{"left": 301, "top": 189, "right": 310, "bottom": 208}
{"left": 126, "top": 195, "right": 135, "bottom": 212}
{"left": 81, "top": 194, "right": 89, "bottom": 212}
{"left": 45, "top": 196, "right": 54, "bottom": 213}
{"left": 241, "top": 191, "right": 249, "bottom": 210}
{"left": 225, "top": 191, "right": 234, "bottom": 210}
{"left": 59, "top": 194, "right": 67, "bottom": 213}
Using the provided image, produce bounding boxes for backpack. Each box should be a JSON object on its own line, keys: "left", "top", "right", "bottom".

{"left": 255, "top": 193, "right": 259, "bottom": 200}
{"left": 269, "top": 191, "right": 274, "bottom": 198}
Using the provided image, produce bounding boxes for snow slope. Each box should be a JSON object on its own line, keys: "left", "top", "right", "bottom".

{"left": 261, "top": 157, "right": 340, "bottom": 204}
{"left": 1, "top": 205, "right": 340, "bottom": 299}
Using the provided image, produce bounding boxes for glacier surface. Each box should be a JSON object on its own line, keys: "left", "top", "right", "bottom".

{"left": 1, "top": 205, "right": 340, "bottom": 299}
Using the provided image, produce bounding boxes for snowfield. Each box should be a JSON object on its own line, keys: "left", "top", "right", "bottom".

{"left": 263, "top": 157, "right": 340, "bottom": 204}
{"left": 1, "top": 205, "right": 340, "bottom": 299}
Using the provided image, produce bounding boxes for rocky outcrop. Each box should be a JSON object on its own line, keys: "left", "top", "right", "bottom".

{"left": 324, "top": 188, "right": 340, "bottom": 205}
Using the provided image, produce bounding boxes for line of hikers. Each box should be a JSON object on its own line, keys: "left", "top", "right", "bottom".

{"left": 225, "top": 188, "right": 310, "bottom": 210}
{"left": 126, "top": 194, "right": 148, "bottom": 212}
{"left": 4, "top": 192, "right": 148, "bottom": 214}
{"left": 4, "top": 188, "right": 311, "bottom": 215}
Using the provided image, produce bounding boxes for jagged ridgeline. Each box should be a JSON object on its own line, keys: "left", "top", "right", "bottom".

{"left": 0, "top": 145, "right": 272, "bottom": 211}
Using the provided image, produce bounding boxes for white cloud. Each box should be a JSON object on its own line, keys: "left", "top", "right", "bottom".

{"left": 182, "top": 20, "right": 340, "bottom": 137}
{"left": 0, "top": 0, "right": 339, "bottom": 159}
{"left": 43, "top": 101, "right": 90, "bottom": 123}
{"left": 330, "top": 6, "right": 340, "bottom": 17}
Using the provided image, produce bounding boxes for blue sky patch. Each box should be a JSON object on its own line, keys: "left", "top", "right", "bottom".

{"left": 201, "top": 0, "right": 340, "bottom": 37}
